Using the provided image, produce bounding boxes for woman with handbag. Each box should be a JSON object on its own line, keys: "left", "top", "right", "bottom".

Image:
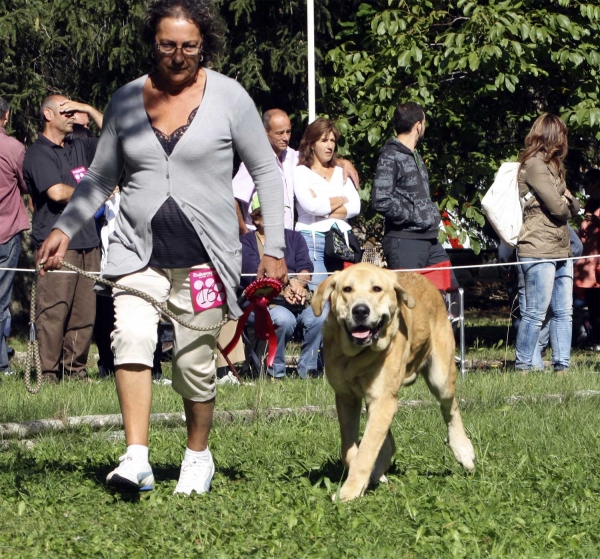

{"left": 515, "top": 113, "right": 580, "bottom": 373}
{"left": 293, "top": 118, "right": 361, "bottom": 289}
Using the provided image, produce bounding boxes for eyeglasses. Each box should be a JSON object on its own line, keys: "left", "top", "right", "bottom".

{"left": 154, "top": 42, "right": 202, "bottom": 57}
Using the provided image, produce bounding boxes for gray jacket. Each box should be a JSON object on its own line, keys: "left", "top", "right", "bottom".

{"left": 372, "top": 138, "right": 440, "bottom": 239}
{"left": 56, "top": 69, "right": 285, "bottom": 316}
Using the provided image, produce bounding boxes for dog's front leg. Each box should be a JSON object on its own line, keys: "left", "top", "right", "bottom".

{"left": 337, "top": 396, "right": 397, "bottom": 502}
{"left": 335, "top": 393, "right": 361, "bottom": 469}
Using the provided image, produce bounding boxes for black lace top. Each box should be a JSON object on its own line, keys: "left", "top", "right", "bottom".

{"left": 148, "top": 107, "right": 210, "bottom": 268}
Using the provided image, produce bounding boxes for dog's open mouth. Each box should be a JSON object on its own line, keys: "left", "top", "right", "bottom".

{"left": 345, "top": 320, "right": 384, "bottom": 345}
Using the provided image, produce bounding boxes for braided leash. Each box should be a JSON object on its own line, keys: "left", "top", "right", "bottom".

{"left": 25, "top": 262, "right": 230, "bottom": 394}
{"left": 24, "top": 273, "right": 43, "bottom": 394}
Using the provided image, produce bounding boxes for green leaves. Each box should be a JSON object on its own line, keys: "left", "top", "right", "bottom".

{"left": 326, "top": 0, "right": 600, "bottom": 248}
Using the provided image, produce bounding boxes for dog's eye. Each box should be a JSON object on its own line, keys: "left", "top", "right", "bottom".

{"left": 342, "top": 286, "right": 352, "bottom": 293}
{"left": 372, "top": 286, "right": 383, "bottom": 292}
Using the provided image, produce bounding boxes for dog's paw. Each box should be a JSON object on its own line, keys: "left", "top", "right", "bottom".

{"left": 333, "top": 480, "right": 367, "bottom": 502}
{"left": 449, "top": 437, "right": 476, "bottom": 472}
{"left": 369, "top": 473, "right": 388, "bottom": 484}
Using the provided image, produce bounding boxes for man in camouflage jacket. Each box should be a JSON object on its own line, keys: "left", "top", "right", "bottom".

{"left": 372, "top": 102, "right": 452, "bottom": 273}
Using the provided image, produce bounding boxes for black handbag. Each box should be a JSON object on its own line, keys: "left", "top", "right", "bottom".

{"left": 324, "top": 223, "right": 363, "bottom": 264}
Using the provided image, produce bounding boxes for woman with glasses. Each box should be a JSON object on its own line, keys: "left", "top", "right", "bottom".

{"left": 515, "top": 113, "right": 580, "bottom": 373}
{"left": 36, "top": 0, "right": 286, "bottom": 495}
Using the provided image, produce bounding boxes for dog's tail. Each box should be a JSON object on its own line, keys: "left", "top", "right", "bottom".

{"left": 402, "top": 372, "right": 418, "bottom": 386}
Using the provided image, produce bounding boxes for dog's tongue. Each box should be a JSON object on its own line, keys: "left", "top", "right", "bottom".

{"left": 352, "top": 330, "right": 371, "bottom": 339}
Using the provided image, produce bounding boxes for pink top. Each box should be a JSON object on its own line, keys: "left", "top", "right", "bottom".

{"left": 574, "top": 201, "right": 600, "bottom": 288}
{"left": 0, "top": 127, "right": 29, "bottom": 244}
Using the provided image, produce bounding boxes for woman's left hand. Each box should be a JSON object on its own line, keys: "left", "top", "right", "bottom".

{"left": 257, "top": 255, "right": 289, "bottom": 285}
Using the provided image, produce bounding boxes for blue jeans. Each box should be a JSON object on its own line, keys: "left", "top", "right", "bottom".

{"left": 517, "top": 285, "right": 548, "bottom": 369}
{"left": 0, "top": 233, "right": 21, "bottom": 371}
{"left": 300, "top": 232, "right": 328, "bottom": 290}
{"left": 250, "top": 304, "right": 327, "bottom": 378}
{"left": 515, "top": 258, "right": 573, "bottom": 371}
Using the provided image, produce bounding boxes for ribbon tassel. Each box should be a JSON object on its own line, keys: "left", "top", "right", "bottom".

{"left": 221, "top": 278, "right": 283, "bottom": 368}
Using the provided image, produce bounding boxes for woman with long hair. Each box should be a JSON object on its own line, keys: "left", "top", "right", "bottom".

{"left": 293, "top": 118, "right": 361, "bottom": 287}
{"left": 36, "top": 0, "right": 287, "bottom": 494}
{"left": 515, "top": 113, "right": 580, "bottom": 372}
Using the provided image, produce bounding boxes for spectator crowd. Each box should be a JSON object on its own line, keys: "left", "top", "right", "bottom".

{"left": 0, "top": 0, "right": 598, "bottom": 497}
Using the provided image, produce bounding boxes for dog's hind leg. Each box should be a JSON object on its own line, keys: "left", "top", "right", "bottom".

{"left": 335, "top": 394, "right": 362, "bottom": 469}
{"left": 423, "top": 352, "right": 476, "bottom": 472}
{"left": 370, "top": 430, "right": 396, "bottom": 484}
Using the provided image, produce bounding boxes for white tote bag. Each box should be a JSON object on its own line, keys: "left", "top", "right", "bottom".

{"left": 481, "top": 162, "right": 522, "bottom": 247}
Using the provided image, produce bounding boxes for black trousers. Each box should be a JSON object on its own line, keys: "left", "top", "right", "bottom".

{"left": 382, "top": 236, "right": 460, "bottom": 319}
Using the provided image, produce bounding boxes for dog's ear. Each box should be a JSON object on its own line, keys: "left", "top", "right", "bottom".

{"left": 311, "top": 272, "right": 338, "bottom": 316}
{"left": 394, "top": 282, "right": 416, "bottom": 309}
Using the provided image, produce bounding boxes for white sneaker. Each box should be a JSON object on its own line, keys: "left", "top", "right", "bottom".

{"left": 216, "top": 371, "right": 240, "bottom": 386}
{"left": 174, "top": 451, "right": 215, "bottom": 495}
{"left": 153, "top": 377, "right": 172, "bottom": 386}
{"left": 106, "top": 454, "right": 154, "bottom": 492}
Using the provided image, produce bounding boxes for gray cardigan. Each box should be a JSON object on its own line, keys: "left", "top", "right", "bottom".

{"left": 56, "top": 69, "right": 285, "bottom": 316}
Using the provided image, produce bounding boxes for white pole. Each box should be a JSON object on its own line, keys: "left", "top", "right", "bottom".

{"left": 307, "top": 0, "right": 316, "bottom": 123}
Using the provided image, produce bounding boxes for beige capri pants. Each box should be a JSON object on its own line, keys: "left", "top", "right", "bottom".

{"left": 111, "top": 265, "right": 226, "bottom": 402}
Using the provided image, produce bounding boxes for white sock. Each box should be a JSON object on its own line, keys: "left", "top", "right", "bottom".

{"left": 126, "top": 444, "right": 149, "bottom": 462}
{"left": 185, "top": 447, "right": 210, "bottom": 461}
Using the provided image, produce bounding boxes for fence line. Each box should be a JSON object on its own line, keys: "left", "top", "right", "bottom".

{"left": 2, "top": 253, "right": 600, "bottom": 277}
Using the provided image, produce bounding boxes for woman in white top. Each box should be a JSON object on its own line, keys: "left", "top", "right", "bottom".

{"left": 294, "top": 118, "right": 361, "bottom": 288}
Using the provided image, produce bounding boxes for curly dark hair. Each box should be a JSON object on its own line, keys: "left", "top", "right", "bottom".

{"left": 298, "top": 118, "right": 341, "bottom": 168}
{"left": 142, "top": 0, "right": 225, "bottom": 68}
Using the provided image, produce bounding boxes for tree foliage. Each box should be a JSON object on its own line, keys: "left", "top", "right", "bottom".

{"left": 327, "top": 0, "right": 600, "bottom": 250}
{"left": 2, "top": 0, "right": 600, "bottom": 249}
{"left": 0, "top": 0, "right": 362, "bottom": 143}
{"left": 0, "top": 0, "right": 149, "bottom": 142}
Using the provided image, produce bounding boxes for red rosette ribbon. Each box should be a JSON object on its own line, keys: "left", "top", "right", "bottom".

{"left": 222, "top": 277, "right": 283, "bottom": 367}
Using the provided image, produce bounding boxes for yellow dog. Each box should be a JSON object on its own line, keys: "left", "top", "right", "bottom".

{"left": 312, "top": 263, "right": 475, "bottom": 501}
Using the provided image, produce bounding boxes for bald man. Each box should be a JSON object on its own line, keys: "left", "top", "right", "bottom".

{"left": 233, "top": 109, "right": 359, "bottom": 234}
{"left": 23, "top": 95, "right": 103, "bottom": 382}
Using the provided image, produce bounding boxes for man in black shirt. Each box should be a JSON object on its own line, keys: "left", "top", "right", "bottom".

{"left": 24, "top": 95, "right": 103, "bottom": 381}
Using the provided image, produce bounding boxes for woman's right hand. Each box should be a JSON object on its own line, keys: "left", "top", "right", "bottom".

{"left": 329, "top": 195, "right": 348, "bottom": 211}
{"left": 36, "top": 229, "right": 70, "bottom": 276}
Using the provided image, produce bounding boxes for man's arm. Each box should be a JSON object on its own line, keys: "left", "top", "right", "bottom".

{"left": 59, "top": 100, "right": 103, "bottom": 130}
{"left": 46, "top": 183, "right": 75, "bottom": 204}
{"left": 16, "top": 147, "right": 28, "bottom": 194}
{"left": 336, "top": 158, "right": 360, "bottom": 189}
{"left": 371, "top": 152, "right": 408, "bottom": 222}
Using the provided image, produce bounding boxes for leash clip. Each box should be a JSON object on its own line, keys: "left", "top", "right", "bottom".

{"left": 29, "top": 322, "right": 37, "bottom": 342}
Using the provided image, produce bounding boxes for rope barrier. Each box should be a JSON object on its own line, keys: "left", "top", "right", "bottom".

{"left": 13, "top": 251, "right": 600, "bottom": 393}
{"left": 4, "top": 252, "right": 600, "bottom": 277}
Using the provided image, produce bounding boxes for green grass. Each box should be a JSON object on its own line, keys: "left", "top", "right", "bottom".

{"left": 3, "top": 389, "right": 600, "bottom": 557}
{"left": 1, "top": 346, "right": 599, "bottom": 423}
{"left": 2, "top": 333, "right": 600, "bottom": 557}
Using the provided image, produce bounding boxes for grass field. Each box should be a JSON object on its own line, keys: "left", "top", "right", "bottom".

{"left": 2, "top": 335, "right": 600, "bottom": 557}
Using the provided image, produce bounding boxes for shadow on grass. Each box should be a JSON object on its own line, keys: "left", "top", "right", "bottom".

{"left": 305, "top": 457, "right": 455, "bottom": 487}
